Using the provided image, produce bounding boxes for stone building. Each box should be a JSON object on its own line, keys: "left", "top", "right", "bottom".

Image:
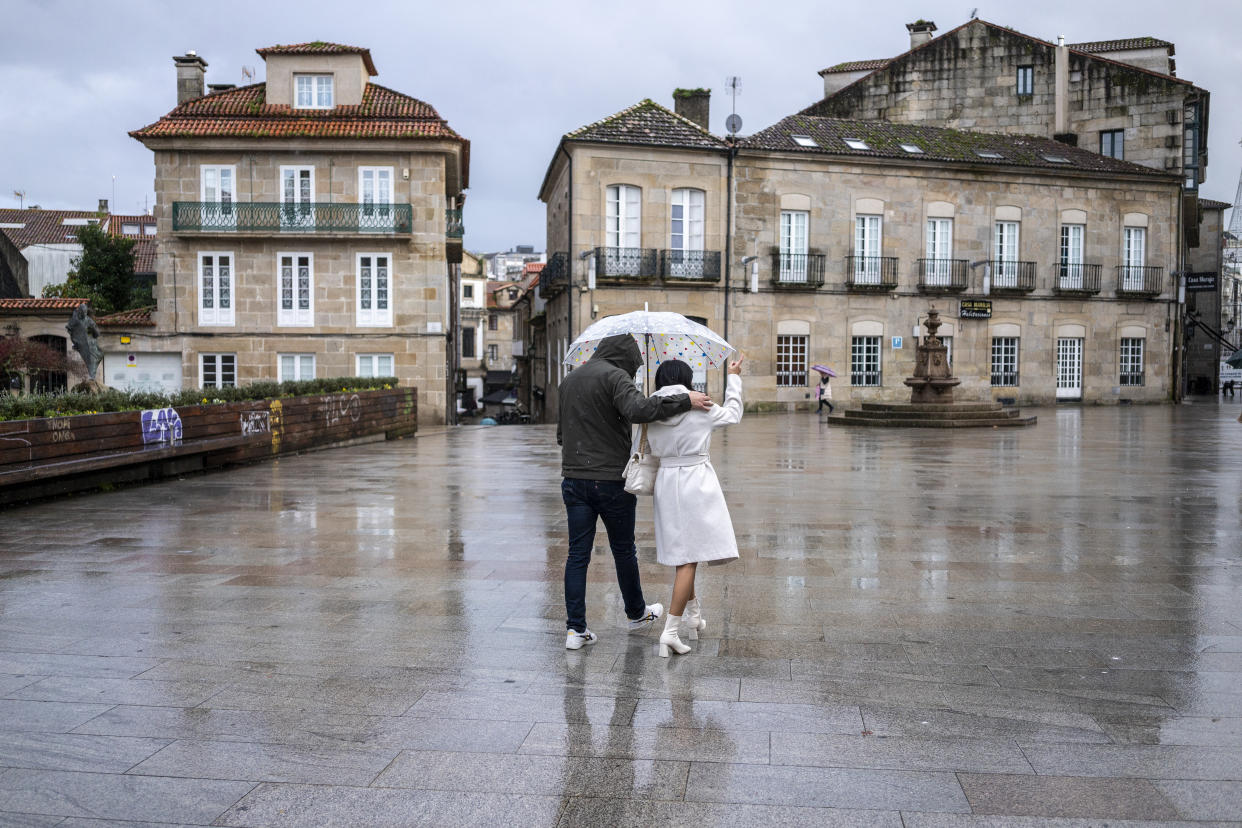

{"left": 1183, "top": 199, "right": 1231, "bottom": 393}
{"left": 534, "top": 94, "right": 1181, "bottom": 417}
{"left": 127, "top": 43, "right": 469, "bottom": 424}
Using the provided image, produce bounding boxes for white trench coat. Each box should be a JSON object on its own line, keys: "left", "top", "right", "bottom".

{"left": 636, "top": 375, "right": 743, "bottom": 566}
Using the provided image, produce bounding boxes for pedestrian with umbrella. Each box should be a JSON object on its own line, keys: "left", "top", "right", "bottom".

{"left": 813, "top": 364, "right": 837, "bottom": 414}
{"left": 557, "top": 317, "right": 714, "bottom": 650}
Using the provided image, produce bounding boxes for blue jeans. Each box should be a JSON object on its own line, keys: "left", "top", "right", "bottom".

{"left": 562, "top": 478, "right": 648, "bottom": 632}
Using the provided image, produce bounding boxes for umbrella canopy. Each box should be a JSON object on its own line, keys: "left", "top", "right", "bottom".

{"left": 811, "top": 364, "right": 838, "bottom": 377}
{"left": 563, "top": 311, "right": 735, "bottom": 374}
{"left": 1226, "top": 350, "right": 1242, "bottom": 369}
{"left": 480, "top": 388, "right": 517, "bottom": 405}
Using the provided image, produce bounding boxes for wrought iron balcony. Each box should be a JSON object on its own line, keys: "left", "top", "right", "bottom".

{"left": 446, "top": 208, "right": 464, "bottom": 239}
{"left": 845, "top": 256, "right": 899, "bottom": 290}
{"left": 594, "top": 247, "right": 658, "bottom": 280}
{"left": 172, "top": 201, "right": 413, "bottom": 234}
{"left": 659, "top": 250, "right": 721, "bottom": 282}
{"left": 988, "top": 260, "right": 1037, "bottom": 293}
{"left": 917, "top": 259, "right": 970, "bottom": 292}
{"left": 1115, "top": 265, "right": 1164, "bottom": 297}
{"left": 769, "top": 253, "right": 826, "bottom": 288}
{"left": 1052, "top": 263, "right": 1102, "bottom": 295}
{"left": 538, "top": 252, "right": 569, "bottom": 300}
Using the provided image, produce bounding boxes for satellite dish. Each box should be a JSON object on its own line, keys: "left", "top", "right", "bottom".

{"left": 726, "top": 114, "right": 743, "bottom": 135}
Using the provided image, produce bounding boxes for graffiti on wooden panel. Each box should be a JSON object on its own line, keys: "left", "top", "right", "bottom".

{"left": 318, "top": 394, "right": 361, "bottom": 427}
{"left": 240, "top": 411, "right": 271, "bottom": 436}
{"left": 141, "top": 407, "right": 183, "bottom": 445}
{"left": 269, "top": 399, "right": 283, "bottom": 454}
{"left": 49, "top": 418, "right": 76, "bottom": 443}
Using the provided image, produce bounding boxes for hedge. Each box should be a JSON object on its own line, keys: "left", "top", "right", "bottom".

{"left": 0, "top": 377, "right": 399, "bottom": 422}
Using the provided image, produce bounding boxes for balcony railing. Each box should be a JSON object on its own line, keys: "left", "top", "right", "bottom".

{"left": 446, "top": 208, "right": 464, "bottom": 239}
{"left": 172, "top": 201, "right": 413, "bottom": 234}
{"left": 660, "top": 249, "right": 721, "bottom": 281}
{"left": 594, "top": 247, "right": 658, "bottom": 280}
{"left": 988, "top": 260, "right": 1037, "bottom": 293}
{"left": 538, "top": 252, "right": 569, "bottom": 300}
{"left": 845, "top": 256, "right": 899, "bottom": 290}
{"left": 1052, "top": 263, "right": 1102, "bottom": 295}
{"left": 1116, "top": 265, "right": 1164, "bottom": 297}
{"left": 917, "top": 259, "right": 970, "bottom": 292}
{"left": 770, "top": 253, "right": 826, "bottom": 288}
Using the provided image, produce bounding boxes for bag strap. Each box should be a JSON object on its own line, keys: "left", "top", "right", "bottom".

{"left": 639, "top": 422, "right": 650, "bottom": 455}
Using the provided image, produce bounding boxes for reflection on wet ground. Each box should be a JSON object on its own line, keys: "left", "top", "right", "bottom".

{"left": 0, "top": 402, "right": 1240, "bottom": 825}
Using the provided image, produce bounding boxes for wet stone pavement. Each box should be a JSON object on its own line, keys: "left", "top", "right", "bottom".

{"left": 0, "top": 401, "right": 1240, "bottom": 827}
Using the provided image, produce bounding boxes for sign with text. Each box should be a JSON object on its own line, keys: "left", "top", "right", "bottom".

{"left": 959, "top": 299, "right": 993, "bottom": 319}
{"left": 891, "top": 336, "right": 903, "bottom": 349}
{"left": 1185, "top": 273, "right": 1218, "bottom": 292}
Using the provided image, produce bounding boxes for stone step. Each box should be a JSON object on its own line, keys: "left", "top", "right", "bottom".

{"left": 827, "top": 414, "right": 1038, "bottom": 428}
{"left": 860, "top": 401, "right": 1004, "bottom": 413}
{"left": 844, "top": 408, "right": 1021, "bottom": 421}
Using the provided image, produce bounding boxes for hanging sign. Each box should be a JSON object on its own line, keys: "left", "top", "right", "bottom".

{"left": 960, "top": 299, "right": 993, "bottom": 319}
{"left": 1185, "top": 273, "right": 1217, "bottom": 291}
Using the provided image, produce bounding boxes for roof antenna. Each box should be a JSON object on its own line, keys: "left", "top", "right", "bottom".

{"left": 725, "top": 76, "right": 743, "bottom": 136}
{"left": 970, "top": 7, "right": 978, "bottom": 18}
{"left": 242, "top": 65, "right": 255, "bottom": 82}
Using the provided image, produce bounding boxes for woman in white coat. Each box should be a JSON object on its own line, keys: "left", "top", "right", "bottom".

{"left": 642, "top": 356, "right": 743, "bottom": 657}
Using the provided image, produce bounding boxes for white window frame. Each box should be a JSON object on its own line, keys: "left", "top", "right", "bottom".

{"left": 994, "top": 221, "right": 1020, "bottom": 287}
{"left": 487, "top": 344, "right": 499, "bottom": 362}
{"left": 776, "top": 334, "right": 808, "bottom": 388}
{"left": 1016, "top": 65, "right": 1034, "bottom": 96}
{"left": 358, "top": 166, "right": 395, "bottom": 230}
{"left": 1059, "top": 224, "right": 1085, "bottom": 288}
{"left": 1123, "top": 227, "right": 1147, "bottom": 290}
{"left": 197, "top": 251, "right": 234, "bottom": 326}
{"left": 200, "top": 353, "right": 236, "bottom": 388}
{"left": 670, "top": 188, "right": 705, "bottom": 253}
{"left": 779, "top": 210, "right": 810, "bottom": 282}
{"left": 854, "top": 214, "right": 883, "bottom": 283}
{"left": 851, "top": 335, "right": 881, "bottom": 386}
{"left": 462, "top": 326, "right": 477, "bottom": 360}
{"left": 605, "top": 184, "right": 641, "bottom": 250}
{"left": 279, "top": 165, "right": 315, "bottom": 229}
{"left": 278, "top": 353, "right": 316, "bottom": 382}
{"left": 991, "top": 337, "right": 1019, "bottom": 386}
{"left": 1120, "top": 338, "right": 1145, "bottom": 386}
{"left": 356, "top": 353, "right": 394, "bottom": 378}
{"left": 356, "top": 253, "right": 393, "bottom": 327}
{"left": 294, "top": 74, "right": 334, "bottom": 109}
{"left": 276, "top": 252, "right": 314, "bottom": 327}
{"left": 925, "top": 218, "right": 953, "bottom": 285}
{"left": 200, "top": 165, "right": 236, "bottom": 203}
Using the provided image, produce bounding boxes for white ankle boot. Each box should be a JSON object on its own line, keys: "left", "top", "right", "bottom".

{"left": 658, "top": 614, "right": 691, "bottom": 657}
{"left": 682, "top": 598, "right": 706, "bottom": 640}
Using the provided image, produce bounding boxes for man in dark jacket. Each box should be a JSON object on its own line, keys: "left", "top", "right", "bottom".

{"left": 557, "top": 333, "right": 712, "bottom": 649}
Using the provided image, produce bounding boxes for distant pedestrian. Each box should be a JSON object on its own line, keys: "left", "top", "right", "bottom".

{"left": 556, "top": 334, "right": 713, "bottom": 650}
{"left": 817, "top": 373, "right": 834, "bottom": 414}
{"left": 640, "top": 357, "right": 743, "bottom": 658}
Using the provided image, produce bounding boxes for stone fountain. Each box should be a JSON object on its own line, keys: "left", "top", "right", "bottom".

{"left": 828, "top": 306, "right": 1036, "bottom": 428}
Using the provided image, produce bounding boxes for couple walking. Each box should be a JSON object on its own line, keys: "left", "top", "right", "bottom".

{"left": 556, "top": 333, "right": 743, "bottom": 655}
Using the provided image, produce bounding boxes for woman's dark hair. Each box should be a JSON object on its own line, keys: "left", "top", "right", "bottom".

{"left": 655, "top": 359, "right": 695, "bottom": 390}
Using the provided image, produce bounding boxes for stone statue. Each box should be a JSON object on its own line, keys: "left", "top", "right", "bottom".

{"left": 66, "top": 302, "right": 103, "bottom": 381}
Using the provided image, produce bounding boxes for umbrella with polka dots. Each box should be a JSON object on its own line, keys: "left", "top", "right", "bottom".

{"left": 563, "top": 311, "right": 735, "bottom": 378}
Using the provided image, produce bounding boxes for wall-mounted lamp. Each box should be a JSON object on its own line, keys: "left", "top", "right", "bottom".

{"left": 578, "top": 249, "right": 596, "bottom": 290}
{"left": 741, "top": 256, "right": 759, "bottom": 293}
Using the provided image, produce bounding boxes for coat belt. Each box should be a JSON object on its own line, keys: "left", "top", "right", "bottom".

{"left": 659, "top": 453, "right": 709, "bottom": 468}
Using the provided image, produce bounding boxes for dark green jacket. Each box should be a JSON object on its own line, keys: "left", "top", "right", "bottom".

{"left": 557, "top": 334, "right": 691, "bottom": 480}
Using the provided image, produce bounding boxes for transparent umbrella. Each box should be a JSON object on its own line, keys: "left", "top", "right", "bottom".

{"left": 563, "top": 311, "right": 735, "bottom": 387}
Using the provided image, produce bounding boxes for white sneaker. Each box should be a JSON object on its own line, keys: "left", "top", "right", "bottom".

{"left": 627, "top": 603, "right": 664, "bottom": 632}
{"left": 566, "top": 628, "right": 597, "bottom": 650}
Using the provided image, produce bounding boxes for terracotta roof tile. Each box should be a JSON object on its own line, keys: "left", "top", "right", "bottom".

{"left": 1068, "top": 37, "right": 1172, "bottom": 53}
{"left": 108, "top": 214, "right": 157, "bottom": 238}
{"left": 256, "top": 42, "right": 378, "bottom": 75}
{"left": 819, "top": 59, "right": 889, "bottom": 75}
{"left": 567, "top": 99, "right": 726, "bottom": 150}
{"left": 1199, "top": 198, "right": 1232, "bottom": 210}
{"left": 130, "top": 82, "right": 462, "bottom": 141}
{"left": 132, "top": 240, "right": 157, "bottom": 273}
{"left": 0, "top": 297, "right": 88, "bottom": 311}
{"left": 0, "top": 209, "right": 102, "bottom": 248}
{"left": 523, "top": 262, "right": 545, "bottom": 274}
{"left": 96, "top": 306, "right": 156, "bottom": 327}
{"left": 742, "top": 116, "right": 1174, "bottom": 179}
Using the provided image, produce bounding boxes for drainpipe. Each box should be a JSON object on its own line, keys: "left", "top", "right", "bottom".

{"left": 723, "top": 141, "right": 736, "bottom": 397}
{"left": 1173, "top": 186, "right": 1185, "bottom": 402}
{"left": 559, "top": 143, "right": 574, "bottom": 348}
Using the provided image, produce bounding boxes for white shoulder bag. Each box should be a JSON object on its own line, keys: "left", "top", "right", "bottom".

{"left": 623, "top": 423, "right": 659, "bottom": 496}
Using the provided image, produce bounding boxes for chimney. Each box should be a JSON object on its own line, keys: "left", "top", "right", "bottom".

{"left": 673, "top": 89, "right": 711, "bottom": 131}
{"left": 97, "top": 199, "right": 108, "bottom": 213}
{"left": 173, "top": 51, "right": 208, "bottom": 105}
{"left": 906, "top": 20, "right": 937, "bottom": 49}
{"left": 1054, "top": 35, "right": 1070, "bottom": 137}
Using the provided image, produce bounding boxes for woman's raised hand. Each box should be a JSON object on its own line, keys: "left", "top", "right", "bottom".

{"left": 727, "top": 356, "right": 744, "bottom": 375}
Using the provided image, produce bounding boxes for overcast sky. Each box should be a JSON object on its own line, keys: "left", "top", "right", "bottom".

{"left": 3, "top": 0, "right": 1239, "bottom": 251}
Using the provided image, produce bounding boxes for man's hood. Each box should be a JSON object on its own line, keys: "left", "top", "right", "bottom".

{"left": 590, "top": 334, "right": 642, "bottom": 375}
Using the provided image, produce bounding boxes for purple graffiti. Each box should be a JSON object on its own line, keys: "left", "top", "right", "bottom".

{"left": 141, "top": 408, "right": 183, "bottom": 445}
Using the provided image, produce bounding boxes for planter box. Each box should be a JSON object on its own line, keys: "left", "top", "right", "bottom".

{"left": 0, "top": 387, "right": 416, "bottom": 504}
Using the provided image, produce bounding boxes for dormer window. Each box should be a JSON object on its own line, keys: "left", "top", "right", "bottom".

{"left": 295, "top": 74, "right": 334, "bottom": 109}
